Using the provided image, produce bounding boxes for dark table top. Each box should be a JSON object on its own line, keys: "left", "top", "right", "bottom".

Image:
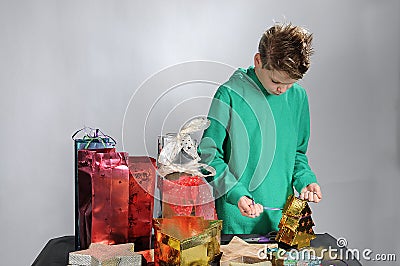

{"left": 32, "top": 233, "right": 362, "bottom": 266}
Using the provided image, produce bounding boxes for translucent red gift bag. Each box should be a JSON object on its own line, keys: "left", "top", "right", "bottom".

{"left": 157, "top": 118, "right": 218, "bottom": 221}
{"left": 161, "top": 174, "right": 217, "bottom": 220}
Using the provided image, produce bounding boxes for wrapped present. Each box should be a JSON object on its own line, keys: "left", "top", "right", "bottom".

{"left": 73, "top": 127, "right": 117, "bottom": 250}
{"left": 127, "top": 156, "right": 156, "bottom": 251}
{"left": 153, "top": 216, "right": 222, "bottom": 265}
{"left": 220, "top": 236, "right": 275, "bottom": 266}
{"left": 276, "top": 195, "right": 316, "bottom": 249}
{"left": 157, "top": 117, "right": 217, "bottom": 220}
{"left": 68, "top": 242, "right": 144, "bottom": 265}
{"left": 77, "top": 149, "right": 130, "bottom": 249}
{"left": 137, "top": 249, "right": 154, "bottom": 264}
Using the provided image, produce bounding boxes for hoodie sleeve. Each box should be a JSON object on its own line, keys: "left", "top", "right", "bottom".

{"left": 292, "top": 93, "right": 318, "bottom": 193}
{"left": 198, "top": 86, "right": 251, "bottom": 206}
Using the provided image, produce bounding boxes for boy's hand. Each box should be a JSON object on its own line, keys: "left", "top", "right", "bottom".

{"left": 300, "top": 183, "right": 322, "bottom": 203}
{"left": 238, "top": 196, "right": 263, "bottom": 218}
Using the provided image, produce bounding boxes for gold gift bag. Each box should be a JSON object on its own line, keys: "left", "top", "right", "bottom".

{"left": 153, "top": 216, "right": 222, "bottom": 265}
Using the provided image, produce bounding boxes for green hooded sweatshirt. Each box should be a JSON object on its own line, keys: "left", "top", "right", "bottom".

{"left": 198, "top": 66, "right": 317, "bottom": 234}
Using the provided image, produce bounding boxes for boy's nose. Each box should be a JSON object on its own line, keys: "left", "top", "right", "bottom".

{"left": 278, "top": 86, "right": 287, "bottom": 93}
{"left": 278, "top": 84, "right": 291, "bottom": 94}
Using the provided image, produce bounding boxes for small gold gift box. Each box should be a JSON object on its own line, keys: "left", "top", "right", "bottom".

{"left": 153, "top": 216, "right": 222, "bottom": 265}
{"left": 276, "top": 195, "right": 316, "bottom": 249}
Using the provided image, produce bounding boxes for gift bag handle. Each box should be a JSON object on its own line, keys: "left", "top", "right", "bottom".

{"left": 72, "top": 127, "right": 117, "bottom": 146}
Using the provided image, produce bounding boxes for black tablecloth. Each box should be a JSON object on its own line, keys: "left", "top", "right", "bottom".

{"left": 32, "top": 233, "right": 362, "bottom": 265}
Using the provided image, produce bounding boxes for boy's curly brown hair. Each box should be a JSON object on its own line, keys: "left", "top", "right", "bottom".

{"left": 258, "top": 23, "right": 314, "bottom": 80}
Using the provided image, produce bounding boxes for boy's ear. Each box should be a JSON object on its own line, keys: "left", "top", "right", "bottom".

{"left": 254, "top": 53, "right": 262, "bottom": 67}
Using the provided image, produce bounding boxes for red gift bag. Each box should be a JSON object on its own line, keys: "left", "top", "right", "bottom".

{"left": 127, "top": 156, "right": 156, "bottom": 251}
{"left": 72, "top": 127, "right": 116, "bottom": 250}
{"left": 77, "top": 149, "right": 130, "bottom": 249}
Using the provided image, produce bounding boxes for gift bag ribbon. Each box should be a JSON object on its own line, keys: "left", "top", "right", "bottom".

{"left": 158, "top": 117, "right": 216, "bottom": 178}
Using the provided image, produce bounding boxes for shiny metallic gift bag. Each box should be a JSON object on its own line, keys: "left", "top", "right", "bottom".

{"left": 77, "top": 149, "right": 130, "bottom": 250}
{"left": 153, "top": 216, "right": 223, "bottom": 266}
{"left": 127, "top": 156, "right": 156, "bottom": 251}
{"left": 73, "top": 127, "right": 117, "bottom": 250}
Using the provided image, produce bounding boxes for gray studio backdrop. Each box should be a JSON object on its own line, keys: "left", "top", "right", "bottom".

{"left": 1, "top": 1, "right": 399, "bottom": 265}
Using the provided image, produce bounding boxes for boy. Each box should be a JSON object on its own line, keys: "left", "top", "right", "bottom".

{"left": 199, "top": 23, "right": 322, "bottom": 234}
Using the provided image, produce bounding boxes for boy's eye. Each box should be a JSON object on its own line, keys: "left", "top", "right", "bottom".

{"left": 271, "top": 80, "right": 280, "bottom": 84}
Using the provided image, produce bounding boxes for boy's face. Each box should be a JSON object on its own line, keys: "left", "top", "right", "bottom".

{"left": 254, "top": 53, "right": 298, "bottom": 95}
